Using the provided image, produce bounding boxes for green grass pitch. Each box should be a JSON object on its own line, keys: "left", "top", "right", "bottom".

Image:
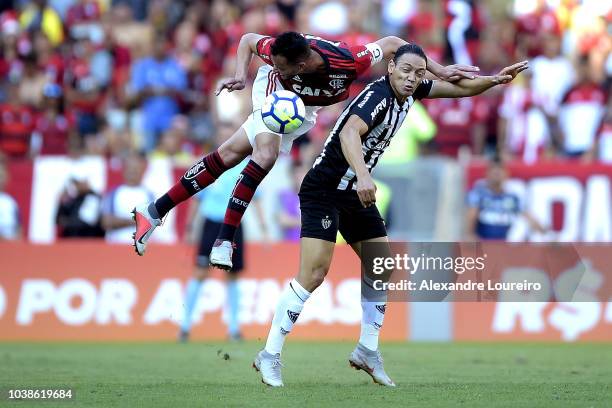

{"left": 1, "top": 341, "right": 610, "bottom": 407}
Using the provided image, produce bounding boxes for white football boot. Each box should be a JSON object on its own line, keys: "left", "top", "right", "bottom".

{"left": 349, "top": 343, "right": 396, "bottom": 387}
{"left": 253, "top": 350, "right": 284, "bottom": 387}
{"left": 131, "top": 203, "right": 162, "bottom": 256}
{"left": 209, "top": 239, "right": 233, "bottom": 270}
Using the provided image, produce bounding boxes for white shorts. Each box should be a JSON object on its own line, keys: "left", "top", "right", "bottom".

{"left": 242, "top": 65, "right": 320, "bottom": 154}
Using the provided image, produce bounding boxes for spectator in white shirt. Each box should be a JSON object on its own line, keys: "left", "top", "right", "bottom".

{"left": 101, "top": 151, "right": 154, "bottom": 244}
{"left": 0, "top": 163, "right": 21, "bottom": 240}
{"left": 558, "top": 55, "right": 607, "bottom": 159}
{"left": 530, "top": 33, "right": 574, "bottom": 118}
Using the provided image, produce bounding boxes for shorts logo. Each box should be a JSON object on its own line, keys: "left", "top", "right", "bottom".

{"left": 322, "top": 216, "right": 332, "bottom": 230}
{"left": 373, "top": 322, "right": 382, "bottom": 329}
{"left": 329, "top": 79, "right": 344, "bottom": 89}
{"left": 375, "top": 304, "right": 386, "bottom": 314}
{"left": 184, "top": 160, "right": 206, "bottom": 180}
{"left": 280, "top": 327, "right": 289, "bottom": 335}
{"left": 287, "top": 310, "right": 299, "bottom": 323}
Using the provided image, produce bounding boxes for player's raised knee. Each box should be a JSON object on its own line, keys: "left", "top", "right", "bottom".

{"left": 252, "top": 142, "right": 280, "bottom": 169}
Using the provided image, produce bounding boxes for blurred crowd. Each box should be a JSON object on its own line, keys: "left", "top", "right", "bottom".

{"left": 0, "top": 0, "right": 610, "bottom": 241}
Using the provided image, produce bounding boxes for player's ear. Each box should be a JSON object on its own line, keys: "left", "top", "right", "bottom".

{"left": 388, "top": 59, "right": 395, "bottom": 75}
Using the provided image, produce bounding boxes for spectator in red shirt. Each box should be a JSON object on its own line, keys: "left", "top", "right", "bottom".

{"left": 0, "top": 80, "right": 35, "bottom": 158}
{"left": 32, "top": 83, "right": 77, "bottom": 156}
{"left": 64, "top": 32, "right": 110, "bottom": 142}
{"left": 65, "top": 0, "right": 101, "bottom": 40}
{"left": 425, "top": 94, "right": 490, "bottom": 157}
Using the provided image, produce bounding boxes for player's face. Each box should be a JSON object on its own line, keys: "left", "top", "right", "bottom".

{"left": 388, "top": 53, "right": 427, "bottom": 99}
{"left": 271, "top": 54, "right": 306, "bottom": 80}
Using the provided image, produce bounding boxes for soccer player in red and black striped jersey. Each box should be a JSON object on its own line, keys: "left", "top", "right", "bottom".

{"left": 132, "top": 31, "right": 479, "bottom": 264}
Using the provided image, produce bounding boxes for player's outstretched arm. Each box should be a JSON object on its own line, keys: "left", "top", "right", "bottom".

{"left": 426, "top": 61, "right": 529, "bottom": 99}
{"left": 339, "top": 115, "right": 377, "bottom": 208}
{"left": 216, "top": 33, "right": 266, "bottom": 95}
{"left": 374, "top": 36, "right": 479, "bottom": 82}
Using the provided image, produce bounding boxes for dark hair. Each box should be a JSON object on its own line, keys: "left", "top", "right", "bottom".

{"left": 489, "top": 154, "right": 505, "bottom": 168}
{"left": 393, "top": 43, "right": 427, "bottom": 68}
{"left": 271, "top": 32, "right": 310, "bottom": 64}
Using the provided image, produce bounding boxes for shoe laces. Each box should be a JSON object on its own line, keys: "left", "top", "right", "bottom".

{"left": 374, "top": 351, "right": 384, "bottom": 366}
{"left": 271, "top": 357, "right": 284, "bottom": 369}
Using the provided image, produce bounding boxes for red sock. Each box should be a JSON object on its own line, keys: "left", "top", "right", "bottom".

{"left": 154, "top": 150, "right": 228, "bottom": 218}
{"left": 218, "top": 160, "right": 268, "bottom": 241}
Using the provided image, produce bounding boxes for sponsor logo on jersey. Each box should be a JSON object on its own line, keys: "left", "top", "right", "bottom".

{"left": 357, "top": 91, "right": 374, "bottom": 108}
{"left": 287, "top": 310, "right": 300, "bottom": 323}
{"left": 329, "top": 79, "right": 345, "bottom": 89}
{"left": 322, "top": 215, "right": 332, "bottom": 230}
{"left": 329, "top": 74, "right": 348, "bottom": 79}
{"left": 356, "top": 49, "right": 370, "bottom": 58}
{"left": 184, "top": 160, "right": 206, "bottom": 180}
{"left": 371, "top": 98, "right": 387, "bottom": 120}
{"left": 292, "top": 84, "right": 345, "bottom": 97}
{"left": 191, "top": 180, "right": 200, "bottom": 191}
{"left": 293, "top": 75, "right": 302, "bottom": 82}
{"left": 365, "top": 136, "right": 391, "bottom": 152}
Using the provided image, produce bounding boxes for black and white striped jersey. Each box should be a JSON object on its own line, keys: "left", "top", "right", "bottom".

{"left": 310, "top": 75, "right": 433, "bottom": 191}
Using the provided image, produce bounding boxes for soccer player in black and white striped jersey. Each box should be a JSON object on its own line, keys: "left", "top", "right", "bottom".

{"left": 253, "top": 43, "right": 529, "bottom": 387}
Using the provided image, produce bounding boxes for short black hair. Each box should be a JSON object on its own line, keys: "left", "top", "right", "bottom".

{"left": 271, "top": 32, "right": 310, "bottom": 64}
{"left": 393, "top": 43, "right": 427, "bottom": 68}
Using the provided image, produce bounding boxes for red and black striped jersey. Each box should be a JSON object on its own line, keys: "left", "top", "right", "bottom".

{"left": 255, "top": 34, "right": 379, "bottom": 106}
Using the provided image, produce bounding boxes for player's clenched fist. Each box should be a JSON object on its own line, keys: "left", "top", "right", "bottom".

{"left": 356, "top": 174, "right": 377, "bottom": 208}
{"left": 216, "top": 78, "right": 246, "bottom": 95}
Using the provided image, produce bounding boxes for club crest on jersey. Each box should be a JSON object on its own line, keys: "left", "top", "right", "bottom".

{"left": 321, "top": 216, "right": 332, "bottom": 230}
{"left": 184, "top": 160, "right": 206, "bottom": 180}
{"left": 329, "top": 79, "right": 344, "bottom": 89}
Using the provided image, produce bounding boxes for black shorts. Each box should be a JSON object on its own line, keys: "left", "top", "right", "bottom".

{"left": 196, "top": 220, "right": 244, "bottom": 272}
{"left": 299, "top": 173, "right": 387, "bottom": 244}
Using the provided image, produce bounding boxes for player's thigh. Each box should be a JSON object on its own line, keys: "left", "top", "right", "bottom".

{"left": 217, "top": 126, "right": 253, "bottom": 167}
{"left": 297, "top": 237, "right": 336, "bottom": 292}
{"left": 349, "top": 235, "right": 390, "bottom": 259}
{"left": 338, "top": 196, "right": 388, "bottom": 245}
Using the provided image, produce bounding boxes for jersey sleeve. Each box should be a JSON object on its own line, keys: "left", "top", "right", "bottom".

{"left": 348, "top": 87, "right": 389, "bottom": 129}
{"left": 413, "top": 79, "right": 434, "bottom": 100}
{"left": 350, "top": 43, "right": 384, "bottom": 75}
{"left": 255, "top": 36, "right": 275, "bottom": 66}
